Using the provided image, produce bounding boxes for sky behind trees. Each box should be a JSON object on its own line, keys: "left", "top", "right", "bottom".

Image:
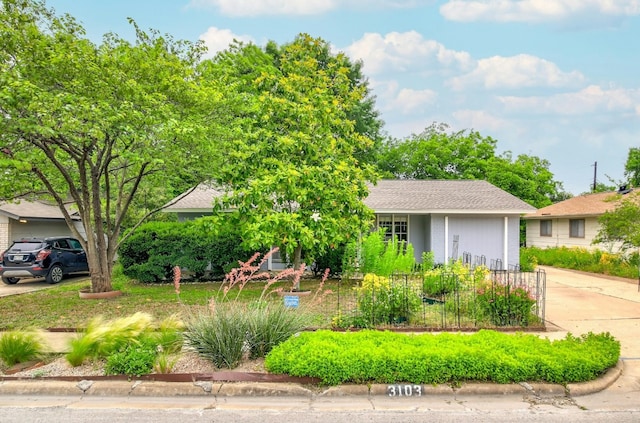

{"left": 46, "top": 0, "right": 640, "bottom": 195}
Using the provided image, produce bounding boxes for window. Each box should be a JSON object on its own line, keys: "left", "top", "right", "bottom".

{"left": 540, "top": 220, "right": 552, "bottom": 237}
{"left": 376, "top": 214, "right": 408, "bottom": 242}
{"left": 569, "top": 219, "right": 585, "bottom": 238}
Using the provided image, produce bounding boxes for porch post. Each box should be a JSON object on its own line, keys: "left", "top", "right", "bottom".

{"left": 503, "top": 216, "right": 509, "bottom": 268}
{"left": 444, "top": 215, "right": 449, "bottom": 264}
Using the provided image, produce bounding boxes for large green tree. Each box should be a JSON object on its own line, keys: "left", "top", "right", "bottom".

{"left": 593, "top": 191, "right": 640, "bottom": 253}
{"left": 0, "top": 0, "right": 222, "bottom": 292}
{"left": 624, "top": 147, "right": 640, "bottom": 188}
{"left": 377, "top": 123, "right": 566, "bottom": 208}
{"left": 203, "top": 34, "right": 380, "bottom": 274}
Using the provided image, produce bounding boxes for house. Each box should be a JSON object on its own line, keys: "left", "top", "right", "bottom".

{"left": 523, "top": 188, "right": 633, "bottom": 252}
{"left": 165, "top": 180, "right": 535, "bottom": 270}
{"left": 0, "top": 200, "right": 85, "bottom": 252}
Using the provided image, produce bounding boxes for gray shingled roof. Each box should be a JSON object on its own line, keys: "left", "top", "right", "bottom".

{"left": 164, "top": 184, "right": 226, "bottom": 212}
{"left": 164, "top": 180, "right": 535, "bottom": 214}
{"left": 364, "top": 180, "right": 535, "bottom": 214}
{"left": 0, "top": 200, "right": 79, "bottom": 220}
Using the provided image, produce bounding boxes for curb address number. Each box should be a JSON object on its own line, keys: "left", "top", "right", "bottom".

{"left": 387, "top": 384, "right": 422, "bottom": 397}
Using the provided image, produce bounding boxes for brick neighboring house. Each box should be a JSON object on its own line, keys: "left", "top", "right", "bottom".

{"left": 165, "top": 179, "right": 535, "bottom": 270}
{"left": 523, "top": 188, "right": 634, "bottom": 252}
{"left": 0, "top": 200, "right": 85, "bottom": 252}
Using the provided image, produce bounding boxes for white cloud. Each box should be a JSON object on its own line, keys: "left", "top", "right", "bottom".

{"left": 451, "top": 109, "right": 511, "bottom": 134}
{"left": 498, "top": 85, "right": 640, "bottom": 115}
{"left": 369, "top": 79, "right": 438, "bottom": 114}
{"left": 188, "top": 0, "right": 336, "bottom": 16}
{"left": 345, "top": 31, "right": 474, "bottom": 76}
{"left": 199, "top": 27, "right": 254, "bottom": 58}
{"left": 447, "top": 54, "right": 586, "bottom": 90}
{"left": 440, "top": 0, "right": 640, "bottom": 23}
{"left": 189, "top": 0, "right": 436, "bottom": 16}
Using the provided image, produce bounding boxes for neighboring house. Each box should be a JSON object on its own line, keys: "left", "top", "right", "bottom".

{"left": 523, "top": 188, "right": 633, "bottom": 252}
{"left": 165, "top": 180, "right": 535, "bottom": 270}
{"left": 0, "top": 200, "right": 85, "bottom": 253}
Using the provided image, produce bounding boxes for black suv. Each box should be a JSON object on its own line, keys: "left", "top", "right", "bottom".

{"left": 0, "top": 237, "right": 89, "bottom": 285}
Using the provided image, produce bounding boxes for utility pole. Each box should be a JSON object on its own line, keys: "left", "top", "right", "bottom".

{"left": 592, "top": 161, "right": 597, "bottom": 192}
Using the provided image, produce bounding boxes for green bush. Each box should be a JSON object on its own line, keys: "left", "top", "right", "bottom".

{"left": 476, "top": 283, "right": 536, "bottom": 326}
{"left": 105, "top": 344, "right": 157, "bottom": 377}
{"left": 0, "top": 331, "right": 44, "bottom": 366}
{"left": 312, "top": 244, "right": 345, "bottom": 277}
{"left": 352, "top": 229, "right": 416, "bottom": 277}
{"left": 119, "top": 218, "right": 256, "bottom": 282}
{"left": 521, "top": 246, "right": 639, "bottom": 279}
{"left": 351, "top": 274, "right": 422, "bottom": 327}
{"left": 264, "top": 330, "right": 620, "bottom": 386}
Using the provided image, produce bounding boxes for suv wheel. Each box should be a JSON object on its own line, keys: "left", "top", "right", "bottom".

{"left": 46, "top": 265, "right": 64, "bottom": 284}
{"left": 1, "top": 277, "right": 19, "bottom": 285}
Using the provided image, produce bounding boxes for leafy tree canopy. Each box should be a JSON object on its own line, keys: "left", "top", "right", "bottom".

{"left": 377, "top": 123, "right": 567, "bottom": 208}
{"left": 202, "top": 34, "right": 380, "bottom": 271}
{"left": 593, "top": 191, "right": 640, "bottom": 253}
{"left": 624, "top": 147, "right": 640, "bottom": 188}
{"left": 0, "top": 0, "right": 224, "bottom": 292}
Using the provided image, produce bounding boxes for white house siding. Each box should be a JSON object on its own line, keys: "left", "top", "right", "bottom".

{"left": 0, "top": 215, "right": 9, "bottom": 252}
{"left": 406, "top": 214, "right": 427, "bottom": 263}
{"left": 429, "top": 214, "right": 521, "bottom": 268}
{"left": 9, "top": 221, "right": 79, "bottom": 243}
{"left": 525, "top": 217, "right": 620, "bottom": 252}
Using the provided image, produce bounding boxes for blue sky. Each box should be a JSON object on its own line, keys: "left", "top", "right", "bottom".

{"left": 45, "top": 0, "right": 640, "bottom": 196}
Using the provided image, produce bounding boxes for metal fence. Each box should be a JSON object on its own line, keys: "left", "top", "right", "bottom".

{"left": 334, "top": 268, "right": 546, "bottom": 330}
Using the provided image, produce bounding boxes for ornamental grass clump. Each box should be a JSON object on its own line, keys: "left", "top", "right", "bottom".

{"left": 182, "top": 249, "right": 327, "bottom": 369}
{"left": 0, "top": 331, "right": 45, "bottom": 366}
{"left": 66, "top": 312, "right": 184, "bottom": 372}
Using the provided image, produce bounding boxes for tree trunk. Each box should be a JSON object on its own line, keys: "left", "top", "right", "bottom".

{"left": 293, "top": 243, "right": 303, "bottom": 291}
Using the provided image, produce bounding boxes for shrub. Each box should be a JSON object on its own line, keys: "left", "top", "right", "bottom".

{"left": 0, "top": 331, "right": 44, "bottom": 366}
{"left": 476, "top": 283, "right": 536, "bottom": 326}
{"left": 105, "top": 344, "right": 157, "bottom": 377}
{"left": 350, "top": 229, "right": 416, "bottom": 277}
{"left": 264, "top": 330, "right": 620, "bottom": 386}
{"left": 352, "top": 274, "right": 421, "bottom": 326}
{"left": 118, "top": 218, "right": 257, "bottom": 282}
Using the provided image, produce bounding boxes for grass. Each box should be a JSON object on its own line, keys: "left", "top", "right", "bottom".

{"left": 0, "top": 277, "right": 344, "bottom": 330}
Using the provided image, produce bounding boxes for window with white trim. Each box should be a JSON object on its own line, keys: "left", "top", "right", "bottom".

{"left": 376, "top": 214, "right": 408, "bottom": 242}
{"left": 569, "top": 219, "right": 585, "bottom": 238}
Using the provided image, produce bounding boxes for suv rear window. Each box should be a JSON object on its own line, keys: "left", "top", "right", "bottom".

{"left": 9, "top": 242, "right": 44, "bottom": 251}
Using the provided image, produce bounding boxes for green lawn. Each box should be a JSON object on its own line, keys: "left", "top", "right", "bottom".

{"left": 0, "top": 277, "right": 339, "bottom": 330}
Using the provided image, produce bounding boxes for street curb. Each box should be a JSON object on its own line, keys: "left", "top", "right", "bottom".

{"left": 0, "top": 361, "right": 622, "bottom": 398}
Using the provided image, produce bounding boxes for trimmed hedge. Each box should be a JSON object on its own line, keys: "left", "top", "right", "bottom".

{"left": 264, "top": 329, "right": 620, "bottom": 386}
{"left": 119, "top": 218, "right": 257, "bottom": 282}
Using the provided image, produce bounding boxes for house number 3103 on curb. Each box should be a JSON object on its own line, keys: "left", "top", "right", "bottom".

{"left": 387, "top": 385, "right": 422, "bottom": 397}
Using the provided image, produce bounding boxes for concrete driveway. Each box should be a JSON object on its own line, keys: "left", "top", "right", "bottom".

{"left": 539, "top": 266, "right": 640, "bottom": 410}
{"left": 0, "top": 274, "right": 90, "bottom": 298}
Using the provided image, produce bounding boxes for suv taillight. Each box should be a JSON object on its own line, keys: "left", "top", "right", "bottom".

{"left": 36, "top": 250, "right": 51, "bottom": 261}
